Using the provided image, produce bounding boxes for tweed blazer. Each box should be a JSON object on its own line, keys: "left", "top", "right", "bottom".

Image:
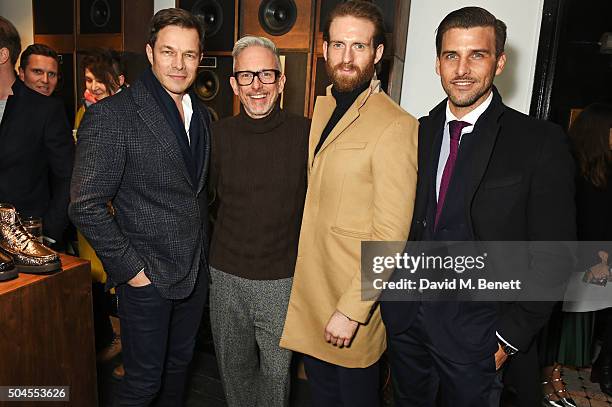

{"left": 280, "top": 80, "right": 418, "bottom": 368}
{"left": 69, "top": 79, "right": 211, "bottom": 299}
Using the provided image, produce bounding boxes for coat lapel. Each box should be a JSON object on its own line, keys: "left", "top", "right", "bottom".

{"left": 308, "top": 94, "right": 335, "bottom": 169}
{"left": 420, "top": 100, "right": 446, "bottom": 221}
{"left": 132, "top": 81, "right": 193, "bottom": 187}
{"left": 310, "top": 80, "right": 379, "bottom": 167}
{"left": 195, "top": 102, "right": 211, "bottom": 194}
{"left": 464, "top": 89, "right": 505, "bottom": 234}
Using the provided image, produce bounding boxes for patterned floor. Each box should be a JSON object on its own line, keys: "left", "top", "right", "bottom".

{"left": 564, "top": 367, "right": 612, "bottom": 407}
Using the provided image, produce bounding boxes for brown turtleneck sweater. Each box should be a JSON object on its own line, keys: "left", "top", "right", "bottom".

{"left": 209, "top": 105, "right": 310, "bottom": 280}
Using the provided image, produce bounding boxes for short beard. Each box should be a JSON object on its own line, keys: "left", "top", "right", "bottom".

{"left": 326, "top": 61, "right": 375, "bottom": 92}
{"left": 443, "top": 74, "right": 494, "bottom": 109}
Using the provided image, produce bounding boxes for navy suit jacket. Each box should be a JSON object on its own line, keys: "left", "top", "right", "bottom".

{"left": 0, "top": 79, "right": 73, "bottom": 242}
{"left": 381, "top": 88, "right": 576, "bottom": 398}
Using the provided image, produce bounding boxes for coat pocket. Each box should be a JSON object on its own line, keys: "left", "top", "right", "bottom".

{"left": 483, "top": 175, "right": 522, "bottom": 189}
{"left": 331, "top": 226, "right": 372, "bottom": 240}
{"left": 335, "top": 142, "right": 368, "bottom": 150}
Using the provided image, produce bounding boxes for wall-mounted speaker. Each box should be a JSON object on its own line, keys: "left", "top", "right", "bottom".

{"left": 76, "top": 0, "right": 153, "bottom": 53}
{"left": 79, "top": 0, "right": 122, "bottom": 34}
{"left": 33, "top": 0, "right": 75, "bottom": 53}
{"left": 33, "top": 0, "right": 74, "bottom": 36}
{"left": 178, "top": 0, "right": 238, "bottom": 52}
{"left": 241, "top": 0, "right": 314, "bottom": 50}
{"left": 194, "top": 56, "right": 235, "bottom": 121}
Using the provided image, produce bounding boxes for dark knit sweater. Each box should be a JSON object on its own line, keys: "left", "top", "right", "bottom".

{"left": 209, "top": 105, "right": 310, "bottom": 280}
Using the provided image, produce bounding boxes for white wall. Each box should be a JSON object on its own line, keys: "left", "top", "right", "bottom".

{"left": 400, "top": 0, "right": 544, "bottom": 118}
{"left": 0, "top": 1, "right": 34, "bottom": 63}
{"left": 154, "top": 0, "right": 176, "bottom": 14}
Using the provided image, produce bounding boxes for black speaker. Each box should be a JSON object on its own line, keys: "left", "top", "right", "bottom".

{"left": 241, "top": 0, "right": 313, "bottom": 50}
{"left": 259, "top": 0, "right": 298, "bottom": 36}
{"left": 194, "top": 56, "right": 234, "bottom": 121}
{"left": 33, "top": 0, "right": 74, "bottom": 35}
{"left": 179, "top": 0, "right": 237, "bottom": 52}
{"left": 79, "top": 0, "right": 122, "bottom": 34}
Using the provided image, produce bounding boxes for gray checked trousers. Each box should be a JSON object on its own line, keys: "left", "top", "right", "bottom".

{"left": 209, "top": 266, "right": 293, "bottom": 407}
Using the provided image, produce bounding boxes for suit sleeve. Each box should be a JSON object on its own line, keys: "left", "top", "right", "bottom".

{"left": 42, "top": 100, "right": 75, "bottom": 242}
{"left": 69, "top": 103, "right": 145, "bottom": 285}
{"left": 336, "top": 114, "right": 419, "bottom": 323}
{"left": 497, "top": 125, "right": 576, "bottom": 351}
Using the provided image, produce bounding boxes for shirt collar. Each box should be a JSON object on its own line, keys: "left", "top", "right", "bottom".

{"left": 444, "top": 91, "right": 494, "bottom": 127}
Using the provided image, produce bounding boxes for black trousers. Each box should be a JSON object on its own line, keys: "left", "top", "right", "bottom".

{"left": 386, "top": 306, "right": 499, "bottom": 407}
{"left": 303, "top": 355, "right": 380, "bottom": 407}
{"left": 115, "top": 273, "right": 207, "bottom": 407}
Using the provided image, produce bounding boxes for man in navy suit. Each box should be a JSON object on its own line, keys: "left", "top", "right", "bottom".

{"left": 70, "top": 9, "right": 211, "bottom": 406}
{"left": 0, "top": 17, "right": 73, "bottom": 249}
{"left": 381, "top": 7, "right": 576, "bottom": 406}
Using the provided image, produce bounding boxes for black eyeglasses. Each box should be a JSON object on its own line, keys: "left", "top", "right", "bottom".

{"left": 233, "top": 69, "right": 281, "bottom": 86}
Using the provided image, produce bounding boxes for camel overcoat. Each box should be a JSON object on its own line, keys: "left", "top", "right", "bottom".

{"left": 280, "top": 80, "right": 418, "bottom": 368}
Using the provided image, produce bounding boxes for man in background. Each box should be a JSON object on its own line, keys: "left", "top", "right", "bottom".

{"left": 0, "top": 17, "right": 73, "bottom": 249}
{"left": 18, "top": 43, "right": 60, "bottom": 96}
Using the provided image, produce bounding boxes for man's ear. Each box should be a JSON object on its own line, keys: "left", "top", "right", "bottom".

{"left": 495, "top": 52, "right": 507, "bottom": 76}
{"left": 0, "top": 48, "right": 10, "bottom": 66}
{"left": 229, "top": 76, "right": 240, "bottom": 96}
{"left": 323, "top": 41, "right": 328, "bottom": 62}
{"left": 18, "top": 66, "right": 25, "bottom": 81}
{"left": 146, "top": 44, "right": 154, "bottom": 66}
{"left": 374, "top": 44, "right": 384, "bottom": 65}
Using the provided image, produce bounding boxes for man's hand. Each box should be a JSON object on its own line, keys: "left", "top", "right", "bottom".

{"left": 494, "top": 344, "right": 508, "bottom": 370}
{"left": 127, "top": 269, "right": 151, "bottom": 287}
{"left": 589, "top": 251, "right": 611, "bottom": 280}
{"left": 324, "top": 310, "right": 359, "bottom": 347}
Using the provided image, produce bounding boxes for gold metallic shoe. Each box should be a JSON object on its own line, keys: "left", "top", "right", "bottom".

{"left": 0, "top": 204, "right": 61, "bottom": 274}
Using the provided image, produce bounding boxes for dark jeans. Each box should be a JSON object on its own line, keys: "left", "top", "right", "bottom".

{"left": 302, "top": 355, "right": 380, "bottom": 407}
{"left": 386, "top": 306, "right": 498, "bottom": 407}
{"left": 115, "top": 273, "right": 208, "bottom": 407}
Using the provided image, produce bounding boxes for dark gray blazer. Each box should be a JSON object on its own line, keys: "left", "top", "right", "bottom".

{"left": 69, "top": 79, "right": 211, "bottom": 299}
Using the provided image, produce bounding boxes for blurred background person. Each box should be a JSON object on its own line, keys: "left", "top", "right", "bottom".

{"left": 567, "top": 103, "right": 612, "bottom": 397}
{"left": 75, "top": 48, "right": 125, "bottom": 129}
{"left": 18, "top": 43, "right": 59, "bottom": 96}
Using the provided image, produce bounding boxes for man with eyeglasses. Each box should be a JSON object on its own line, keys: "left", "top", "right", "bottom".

{"left": 208, "top": 35, "right": 310, "bottom": 407}
{"left": 279, "top": 1, "right": 418, "bottom": 405}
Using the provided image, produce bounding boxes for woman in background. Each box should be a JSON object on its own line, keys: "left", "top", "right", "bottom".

{"left": 569, "top": 103, "right": 612, "bottom": 397}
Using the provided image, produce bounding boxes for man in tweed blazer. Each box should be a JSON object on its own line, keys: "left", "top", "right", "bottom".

{"left": 69, "top": 9, "right": 211, "bottom": 406}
